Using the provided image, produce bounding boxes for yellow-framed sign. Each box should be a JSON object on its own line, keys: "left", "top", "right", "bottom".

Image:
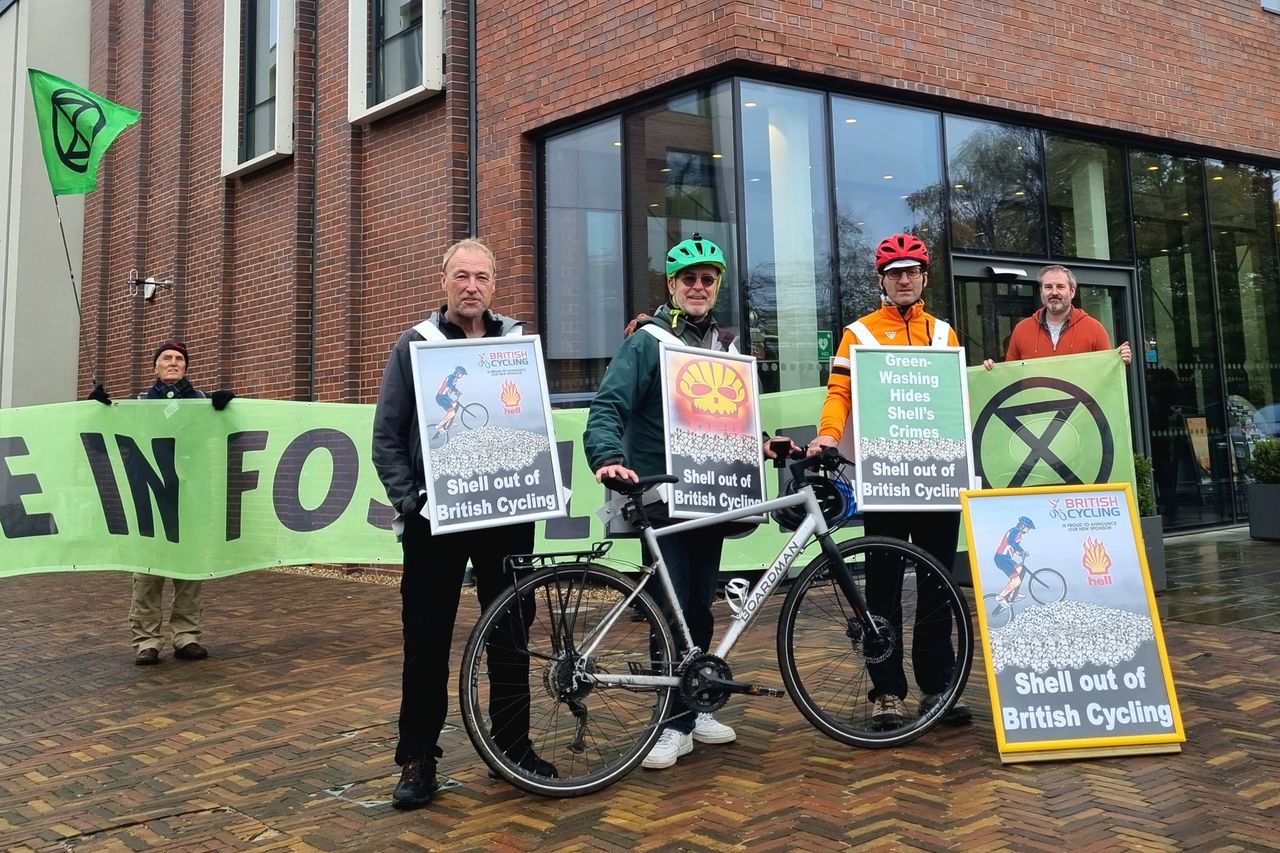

{"left": 960, "top": 483, "right": 1185, "bottom": 762}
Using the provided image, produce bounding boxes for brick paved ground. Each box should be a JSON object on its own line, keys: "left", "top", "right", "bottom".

{"left": 1, "top": 557, "right": 1277, "bottom": 852}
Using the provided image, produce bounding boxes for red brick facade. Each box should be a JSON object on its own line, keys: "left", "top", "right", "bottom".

{"left": 82, "top": 0, "right": 1280, "bottom": 399}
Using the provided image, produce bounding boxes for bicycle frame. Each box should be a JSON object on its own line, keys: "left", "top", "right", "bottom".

{"left": 572, "top": 484, "right": 873, "bottom": 691}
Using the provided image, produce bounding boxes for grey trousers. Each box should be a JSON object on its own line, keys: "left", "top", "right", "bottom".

{"left": 129, "top": 573, "right": 204, "bottom": 651}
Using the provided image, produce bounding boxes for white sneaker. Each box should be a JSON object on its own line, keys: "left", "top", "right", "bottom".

{"left": 641, "top": 728, "right": 693, "bottom": 769}
{"left": 692, "top": 713, "right": 737, "bottom": 744}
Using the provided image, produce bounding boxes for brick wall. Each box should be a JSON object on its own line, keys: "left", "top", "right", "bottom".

{"left": 82, "top": 0, "right": 1280, "bottom": 400}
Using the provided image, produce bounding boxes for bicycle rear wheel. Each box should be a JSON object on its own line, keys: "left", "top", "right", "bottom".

{"left": 1026, "top": 568, "right": 1066, "bottom": 605}
{"left": 983, "top": 593, "right": 1014, "bottom": 629}
{"left": 777, "top": 535, "right": 973, "bottom": 748}
{"left": 459, "top": 562, "right": 675, "bottom": 797}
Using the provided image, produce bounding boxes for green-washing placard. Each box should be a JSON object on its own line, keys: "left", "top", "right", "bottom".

{"left": 852, "top": 346, "right": 974, "bottom": 510}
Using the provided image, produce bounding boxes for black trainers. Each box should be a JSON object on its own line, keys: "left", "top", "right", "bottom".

{"left": 489, "top": 747, "right": 558, "bottom": 779}
{"left": 919, "top": 693, "right": 973, "bottom": 727}
{"left": 392, "top": 757, "right": 439, "bottom": 809}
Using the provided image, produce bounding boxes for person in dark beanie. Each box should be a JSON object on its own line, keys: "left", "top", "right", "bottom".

{"left": 126, "top": 340, "right": 232, "bottom": 665}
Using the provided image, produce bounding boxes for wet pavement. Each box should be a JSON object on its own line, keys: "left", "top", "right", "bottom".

{"left": 0, "top": 528, "right": 1277, "bottom": 851}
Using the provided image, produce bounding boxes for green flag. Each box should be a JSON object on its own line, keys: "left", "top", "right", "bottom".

{"left": 27, "top": 68, "right": 140, "bottom": 196}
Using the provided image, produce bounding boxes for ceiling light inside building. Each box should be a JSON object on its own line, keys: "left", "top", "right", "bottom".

{"left": 744, "top": 101, "right": 758, "bottom": 108}
{"left": 845, "top": 118, "right": 857, "bottom": 124}
{"left": 712, "top": 153, "right": 723, "bottom": 159}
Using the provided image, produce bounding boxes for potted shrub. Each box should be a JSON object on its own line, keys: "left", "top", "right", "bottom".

{"left": 1134, "top": 453, "right": 1165, "bottom": 591}
{"left": 1247, "top": 439, "right": 1280, "bottom": 541}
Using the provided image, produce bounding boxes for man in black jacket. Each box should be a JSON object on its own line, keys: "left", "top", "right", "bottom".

{"left": 372, "top": 238, "right": 554, "bottom": 810}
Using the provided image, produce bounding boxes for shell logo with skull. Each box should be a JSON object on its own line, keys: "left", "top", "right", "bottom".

{"left": 677, "top": 359, "right": 746, "bottom": 417}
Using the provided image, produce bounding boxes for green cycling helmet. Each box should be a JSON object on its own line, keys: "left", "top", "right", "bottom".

{"left": 666, "top": 233, "right": 726, "bottom": 278}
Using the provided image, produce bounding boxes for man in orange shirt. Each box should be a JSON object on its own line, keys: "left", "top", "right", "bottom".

{"left": 983, "top": 265, "right": 1131, "bottom": 367}
{"left": 808, "top": 233, "right": 971, "bottom": 730}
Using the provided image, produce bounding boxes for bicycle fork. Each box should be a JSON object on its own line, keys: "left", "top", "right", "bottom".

{"left": 815, "top": 530, "right": 885, "bottom": 646}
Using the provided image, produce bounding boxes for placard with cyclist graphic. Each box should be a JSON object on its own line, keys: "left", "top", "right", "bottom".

{"left": 657, "top": 343, "right": 766, "bottom": 521}
{"left": 408, "top": 336, "right": 566, "bottom": 534}
{"left": 961, "top": 483, "right": 1185, "bottom": 762}
{"left": 850, "top": 346, "right": 974, "bottom": 511}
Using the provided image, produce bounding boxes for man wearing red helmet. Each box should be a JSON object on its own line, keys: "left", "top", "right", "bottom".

{"left": 807, "top": 233, "right": 972, "bottom": 730}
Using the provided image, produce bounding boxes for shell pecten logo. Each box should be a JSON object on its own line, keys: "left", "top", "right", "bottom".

{"left": 1082, "top": 536, "right": 1114, "bottom": 586}
{"left": 500, "top": 380, "right": 522, "bottom": 414}
{"left": 677, "top": 359, "right": 746, "bottom": 417}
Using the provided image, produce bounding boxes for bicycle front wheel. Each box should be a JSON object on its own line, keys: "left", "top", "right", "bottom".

{"left": 984, "top": 593, "right": 1013, "bottom": 629}
{"left": 1026, "top": 568, "right": 1067, "bottom": 605}
{"left": 459, "top": 563, "right": 675, "bottom": 797}
{"left": 778, "top": 535, "right": 973, "bottom": 748}
{"left": 460, "top": 402, "right": 489, "bottom": 430}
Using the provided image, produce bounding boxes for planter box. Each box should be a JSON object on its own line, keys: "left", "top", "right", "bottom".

{"left": 1139, "top": 514, "right": 1166, "bottom": 592}
{"left": 1247, "top": 483, "right": 1280, "bottom": 541}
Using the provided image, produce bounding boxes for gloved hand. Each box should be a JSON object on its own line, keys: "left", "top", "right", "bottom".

{"left": 87, "top": 384, "right": 112, "bottom": 406}
{"left": 211, "top": 389, "right": 235, "bottom": 411}
{"left": 401, "top": 491, "right": 429, "bottom": 517}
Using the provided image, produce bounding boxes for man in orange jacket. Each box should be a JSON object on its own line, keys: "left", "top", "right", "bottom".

{"left": 808, "top": 232, "right": 971, "bottom": 731}
{"left": 983, "top": 265, "right": 1131, "bottom": 368}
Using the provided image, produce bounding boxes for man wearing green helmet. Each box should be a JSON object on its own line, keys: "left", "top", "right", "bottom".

{"left": 585, "top": 234, "right": 795, "bottom": 770}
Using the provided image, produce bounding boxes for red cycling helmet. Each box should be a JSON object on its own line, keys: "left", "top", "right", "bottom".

{"left": 874, "top": 233, "right": 930, "bottom": 273}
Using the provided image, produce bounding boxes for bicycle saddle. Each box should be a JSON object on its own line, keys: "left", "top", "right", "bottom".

{"left": 600, "top": 473, "right": 679, "bottom": 495}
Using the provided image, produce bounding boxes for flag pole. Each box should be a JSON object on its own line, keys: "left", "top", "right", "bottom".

{"left": 51, "top": 196, "right": 82, "bottom": 324}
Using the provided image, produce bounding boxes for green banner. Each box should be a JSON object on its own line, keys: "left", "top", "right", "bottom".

{"left": 1, "top": 392, "right": 848, "bottom": 579}
{"left": 1, "top": 363, "right": 1135, "bottom": 580}
{"left": 27, "top": 68, "right": 140, "bottom": 195}
{"left": 965, "top": 350, "right": 1136, "bottom": 492}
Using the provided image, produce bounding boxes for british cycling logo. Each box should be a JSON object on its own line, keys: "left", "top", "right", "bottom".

{"left": 1049, "top": 494, "right": 1122, "bottom": 533}
{"left": 478, "top": 348, "right": 530, "bottom": 377}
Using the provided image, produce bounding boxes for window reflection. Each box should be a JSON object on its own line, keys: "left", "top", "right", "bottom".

{"left": 1132, "top": 152, "right": 1228, "bottom": 524}
{"left": 544, "top": 119, "right": 625, "bottom": 400}
{"left": 1045, "top": 135, "right": 1130, "bottom": 261}
{"left": 241, "top": 0, "right": 278, "bottom": 162}
{"left": 626, "top": 84, "right": 739, "bottom": 329}
{"left": 832, "top": 97, "right": 949, "bottom": 330}
{"left": 741, "top": 82, "right": 833, "bottom": 392}
{"left": 1206, "top": 161, "right": 1280, "bottom": 483}
{"left": 946, "top": 117, "right": 1044, "bottom": 256}
{"left": 373, "top": 0, "right": 422, "bottom": 104}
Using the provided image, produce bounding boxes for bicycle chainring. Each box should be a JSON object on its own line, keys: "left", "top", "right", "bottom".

{"left": 679, "top": 654, "right": 732, "bottom": 713}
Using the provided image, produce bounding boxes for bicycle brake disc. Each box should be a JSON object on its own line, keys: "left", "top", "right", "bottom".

{"left": 847, "top": 614, "right": 896, "bottom": 665}
{"left": 679, "top": 653, "right": 732, "bottom": 713}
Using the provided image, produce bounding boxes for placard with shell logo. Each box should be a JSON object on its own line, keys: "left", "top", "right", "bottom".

{"left": 960, "top": 482, "right": 1185, "bottom": 763}
{"left": 658, "top": 343, "right": 766, "bottom": 521}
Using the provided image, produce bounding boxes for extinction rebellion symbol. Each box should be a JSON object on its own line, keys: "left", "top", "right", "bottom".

{"left": 973, "top": 376, "right": 1115, "bottom": 487}
{"left": 49, "top": 87, "right": 106, "bottom": 174}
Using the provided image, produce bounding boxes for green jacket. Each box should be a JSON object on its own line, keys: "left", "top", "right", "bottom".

{"left": 584, "top": 303, "right": 738, "bottom": 476}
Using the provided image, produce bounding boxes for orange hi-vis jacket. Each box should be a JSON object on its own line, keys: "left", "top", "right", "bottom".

{"left": 818, "top": 301, "right": 959, "bottom": 441}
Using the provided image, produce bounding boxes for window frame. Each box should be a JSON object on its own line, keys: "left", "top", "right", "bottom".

{"left": 221, "top": 0, "right": 295, "bottom": 178}
{"left": 347, "top": 0, "right": 444, "bottom": 125}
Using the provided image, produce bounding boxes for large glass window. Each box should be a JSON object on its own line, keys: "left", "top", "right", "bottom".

{"left": 741, "top": 82, "right": 833, "bottom": 392}
{"left": 373, "top": 0, "right": 422, "bottom": 104}
{"left": 1132, "top": 152, "right": 1228, "bottom": 526}
{"left": 946, "top": 116, "right": 1044, "bottom": 256}
{"left": 241, "top": 0, "right": 279, "bottom": 162}
{"left": 832, "top": 96, "right": 949, "bottom": 333}
{"left": 625, "top": 83, "right": 739, "bottom": 329}
{"left": 1045, "top": 135, "right": 1130, "bottom": 262}
{"left": 1207, "top": 161, "right": 1280, "bottom": 478}
{"left": 543, "top": 119, "right": 625, "bottom": 400}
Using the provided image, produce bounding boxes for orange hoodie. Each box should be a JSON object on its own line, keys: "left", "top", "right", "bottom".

{"left": 1005, "top": 307, "right": 1112, "bottom": 361}
{"left": 818, "top": 302, "right": 959, "bottom": 441}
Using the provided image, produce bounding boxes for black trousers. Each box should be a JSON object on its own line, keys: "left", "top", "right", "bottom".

{"left": 862, "top": 510, "right": 960, "bottom": 700}
{"left": 394, "top": 512, "right": 535, "bottom": 765}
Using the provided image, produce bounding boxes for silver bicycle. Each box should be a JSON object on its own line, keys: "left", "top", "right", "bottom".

{"left": 459, "top": 449, "right": 973, "bottom": 797}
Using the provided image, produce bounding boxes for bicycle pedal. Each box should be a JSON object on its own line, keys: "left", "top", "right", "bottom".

{"left": 744, "top": 683, "right": 786, "bottom": 698}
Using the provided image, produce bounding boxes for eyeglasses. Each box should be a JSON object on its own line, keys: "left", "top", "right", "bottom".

{"left": 678, "top": 272, "right": 720, "bottom": 288}
{"left": 882, "top": 268, "right": 924, "bottom": 282}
